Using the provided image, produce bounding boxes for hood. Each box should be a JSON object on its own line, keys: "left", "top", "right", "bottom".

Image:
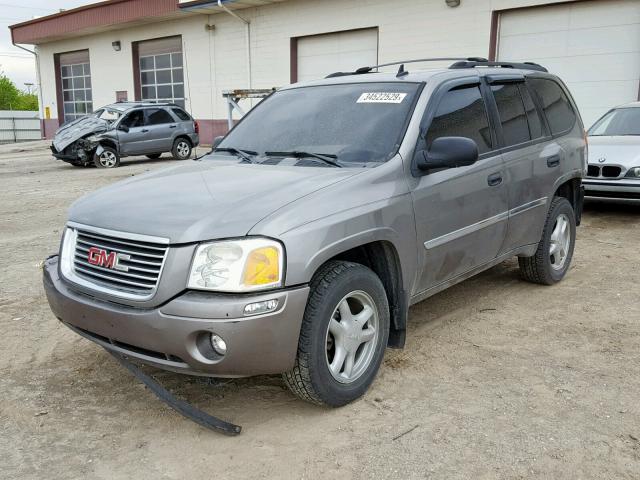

{"left": 587, "top": 135, "right": 640, "bottom": 167}
{"left": 53, "top": 115, "right": 109, "bottom": 151}
{"left": 68, "top": 159, "right": 363, "bottom": 244}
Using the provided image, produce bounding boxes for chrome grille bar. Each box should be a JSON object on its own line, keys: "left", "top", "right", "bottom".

{"left": 64, "top": 222, "right": 170, "bottom": 300}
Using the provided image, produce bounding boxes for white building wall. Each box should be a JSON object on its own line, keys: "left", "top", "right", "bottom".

{"left": 36, "top": 0, "right": 620, "bottom": 127}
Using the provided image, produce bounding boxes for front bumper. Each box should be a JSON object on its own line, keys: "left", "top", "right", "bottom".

{"left": 583, "top": 178, "right": 640, "bottom": 199}
{"left": 43, "top": 255, "right": 309, "bottom": 377}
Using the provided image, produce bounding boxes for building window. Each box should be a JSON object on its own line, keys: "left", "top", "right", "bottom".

{"left": 135, "top": 36, "right": 184, "bottom": 108}
{"left": 58, "top": 50, "right": 93, "bottom": 124}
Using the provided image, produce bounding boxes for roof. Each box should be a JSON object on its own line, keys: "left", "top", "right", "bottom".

{"left": 105, "top": 102, "right": 180, "bottom": 111}
{"left": 9, "top": 0, "right": 287, "bottom": 45}
{"left": 285, "top": 64, "right": 552, "bottom": 90}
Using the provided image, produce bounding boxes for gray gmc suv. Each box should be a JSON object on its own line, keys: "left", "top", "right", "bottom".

{"left": 43, "top": 58, "right": 586, "bottom": 407}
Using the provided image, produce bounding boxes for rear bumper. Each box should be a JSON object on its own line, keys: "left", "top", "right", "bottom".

{"left": 583, "top": 178, "right": 640, "bottom": 199}
{"left": 43, "top": 255, "right": 309, "bottom": 377}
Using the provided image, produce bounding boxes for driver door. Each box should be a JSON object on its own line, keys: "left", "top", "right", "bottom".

{"left": 117, "top": 109, "right": 146, "bottom": 155}
{"left": 410, "top": 81, "right": 508, "bottom": 293}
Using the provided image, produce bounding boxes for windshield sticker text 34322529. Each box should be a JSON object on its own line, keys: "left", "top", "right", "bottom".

{"left": 357, "top": 92, "right": 407, "bottom": 104}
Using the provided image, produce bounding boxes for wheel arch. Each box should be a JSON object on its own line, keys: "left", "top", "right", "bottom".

{"left": 98, "top": 138, "right": 118, "bottom": 153}
{"left": 552, "top": 174, "right": 584, "bottom": 225}
{"left": 307, "top": 238, "right": 409, "bottom": 349}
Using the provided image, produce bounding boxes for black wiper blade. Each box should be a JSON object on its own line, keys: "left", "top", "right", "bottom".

{"left": 214, "top": 147, "right": 258, "bottom": 164}
{"left": 264, "top": 151, "right": 342, "bottom": 168}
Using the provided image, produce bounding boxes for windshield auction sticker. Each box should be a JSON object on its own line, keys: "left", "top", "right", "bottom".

{"left": 357, "top": 92, "right": 407, "bottom": 104}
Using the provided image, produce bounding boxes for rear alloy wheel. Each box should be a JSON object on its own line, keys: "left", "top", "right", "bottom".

{"left": 283, "top": 261, "right": 389, "bottom": 406}
{"left": 172, "top": 138, "right": 192, "bottom": 160}
{"left": 93, "top": 147, "right": 120, "bottom": 168}
{"left": 519, "top": 197, "right": 576, "bottom": 285}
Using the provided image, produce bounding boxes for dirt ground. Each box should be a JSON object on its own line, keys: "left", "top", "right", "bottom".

{"left": 1, "top": 140, "right": 639, "bottom": 479}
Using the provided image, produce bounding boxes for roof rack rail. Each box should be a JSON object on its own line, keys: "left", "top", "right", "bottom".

{"left": 449, "top": 60, "right": 548, "bottom": 72}
{"left": 325, "top": 57, "right": 488, "bottom": 78}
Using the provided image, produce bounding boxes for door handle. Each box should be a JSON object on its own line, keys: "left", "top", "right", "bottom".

{"left": 487, "top": 173, "right": 503, "bottom": 187}
{"left": 141, "top": 129, "right": 149, "bottom": 133}
{"left": 546, "top": 154, "right": 561, "bottom": 168}
{"left": 169, "top": 125, "right": 177, "bottom": 129}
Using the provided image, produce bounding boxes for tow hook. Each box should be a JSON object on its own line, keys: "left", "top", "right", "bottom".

{"left": 106, "top": 349, "right": 242, "bottom": 436}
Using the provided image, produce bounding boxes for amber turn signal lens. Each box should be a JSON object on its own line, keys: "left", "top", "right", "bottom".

{"left": 242, "top": 246, "right": 280, "bottom": 286}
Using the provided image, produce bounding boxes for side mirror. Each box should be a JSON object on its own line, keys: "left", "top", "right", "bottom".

{"left": 213, "top": 135, "right": 224, "bottom": 148}
{"left": 117, "top": 124, "right": 130, "bottom": 133}
{"left": 416, "top": 137, "right": 479, "bottom": 172}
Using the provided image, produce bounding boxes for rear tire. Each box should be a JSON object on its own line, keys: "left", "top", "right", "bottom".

{"left": 283, "top": 261, "right": 389, "bottom": 407}
{"left": 171, "top": 138, "right": 192, "bottom": 160}
{"left": 93, "top": 147, "right": 120, "bottom": 168}
{"left": 146, "top": 153, "right": 162, "bottom": 159}
{"left": 519, "top": 197, "right": 576, "bottom": 285}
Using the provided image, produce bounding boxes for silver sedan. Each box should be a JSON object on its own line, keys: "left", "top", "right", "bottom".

{"left": 584, "top": 102, "right": 640, "bottom": 199}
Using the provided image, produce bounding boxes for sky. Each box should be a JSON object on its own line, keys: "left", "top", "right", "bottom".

{"left": 1, "top": 0, "right": 89, "bottom": 91}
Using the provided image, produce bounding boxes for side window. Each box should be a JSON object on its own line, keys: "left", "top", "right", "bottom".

{"left": 171, "top": 108, "right": 191, "bottom": 121}
{"left": 145, "top": 108, "right": 174, "bottom": 126}
{"left": 518, "top": 84, "right": 544, "bottom": 139}
{"left": 528, "top": 78, "right": 576, "bottom": 135}
{"left": 425, "top": 85, "right": 492, "bottom": 154}
{"left": 491, "top": 83, "right": 530, "bottom": 147}
{"left": 120, "top": 110, "right": 144, "bottom": 128}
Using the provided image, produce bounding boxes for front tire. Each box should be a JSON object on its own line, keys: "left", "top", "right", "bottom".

{"left": 93, "top": 147, "right": 120, "bottom": 168}
{"left": 283, "top": 261, "right": 389, "bottom": 407}
{"left": 519, "top": 197, "right": 576, "bottom": 285}
{"left": 171, "top": 138, "right": 192, "bottom": 160}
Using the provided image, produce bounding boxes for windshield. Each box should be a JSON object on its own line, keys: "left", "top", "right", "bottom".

{"left": 216, "top": 82, "right": 422, "bottom": 165}
{"left": 94, "top": 108, "right": 122, "bottom": 122}
{"left": 589, "top": 108, "right": 640, "bottom": 136}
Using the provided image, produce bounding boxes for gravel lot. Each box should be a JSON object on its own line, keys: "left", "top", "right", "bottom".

{"left": 1, "top": 141, "right": 639, "bottom": 479}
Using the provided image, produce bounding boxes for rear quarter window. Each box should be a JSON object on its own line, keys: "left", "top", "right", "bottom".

{"left": 171, "top": 108, "right": 191, "bottom": 121}
{"left": 528, "top": 78, "right": 576, "bottom": 135}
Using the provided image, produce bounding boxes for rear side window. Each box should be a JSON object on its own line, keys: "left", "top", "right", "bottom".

{"left": 172, "top": 108, "right": 191, "bottom": 121}
{"left": 426, "top": 85, "right": 492, "bottom": 154}
{"left": 528, "top": 78, "right": 576, "bottom": 135}
{"left": 491, "top": 83, "right": 530, "bottom": 147}
{"left": 145, "top": 108, "right": 174, "bottom": 125}
{"left": 518, "top": 84, "right": 544, "bottom": 139}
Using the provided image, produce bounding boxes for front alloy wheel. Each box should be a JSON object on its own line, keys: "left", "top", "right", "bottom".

{"left": 325, "top": 291, "right": 379, "bottom": 384}
{"left": 283, "top": 261, "right": 389, "bottom": 406}
{"left": 94, "top": 147, "right": 120, "bottom": 168}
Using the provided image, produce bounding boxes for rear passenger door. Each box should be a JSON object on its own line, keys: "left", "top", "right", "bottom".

{"left": 494, "top": 76, "right": 576, "bottom": 253}
{"left": 141, "top": 108, "right": 177, "bottom": 153}
{"left": 488, "top": 76, "right": 553, "bottom": 253}
{"left": 410, "top": 79, "right": 509, "bottom": 292}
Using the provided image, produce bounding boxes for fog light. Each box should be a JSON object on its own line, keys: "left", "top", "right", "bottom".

{"left": 210, "top": 334, "right": 227, "bottom": 355}
{"left": 243, "top": 299, "right": 279, "bottom": 316}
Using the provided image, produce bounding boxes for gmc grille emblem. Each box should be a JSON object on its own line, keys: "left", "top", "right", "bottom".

{"left": 87, "top": 247, "right": 130, "bottom": 272}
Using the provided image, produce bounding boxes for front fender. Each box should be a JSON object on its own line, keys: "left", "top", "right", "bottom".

{"left": 277, "top": 194, "right": 418, "bottom": 294}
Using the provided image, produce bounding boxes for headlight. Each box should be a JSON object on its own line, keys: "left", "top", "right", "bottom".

{"left": 625, "top": 167, "right": 640, "bottom": 178}
{"left": 187, "top": 238, "right": 284, "bottom": 292}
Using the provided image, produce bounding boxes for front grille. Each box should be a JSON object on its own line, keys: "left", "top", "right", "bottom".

{"left": 72, "top": 228, "right": 168, "bottom": 297}
{"left": 602, "top": 166, "right": 622, "bottom": 178}
{"left": 587, "top": 165, "right": 600, "bottom": 177}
